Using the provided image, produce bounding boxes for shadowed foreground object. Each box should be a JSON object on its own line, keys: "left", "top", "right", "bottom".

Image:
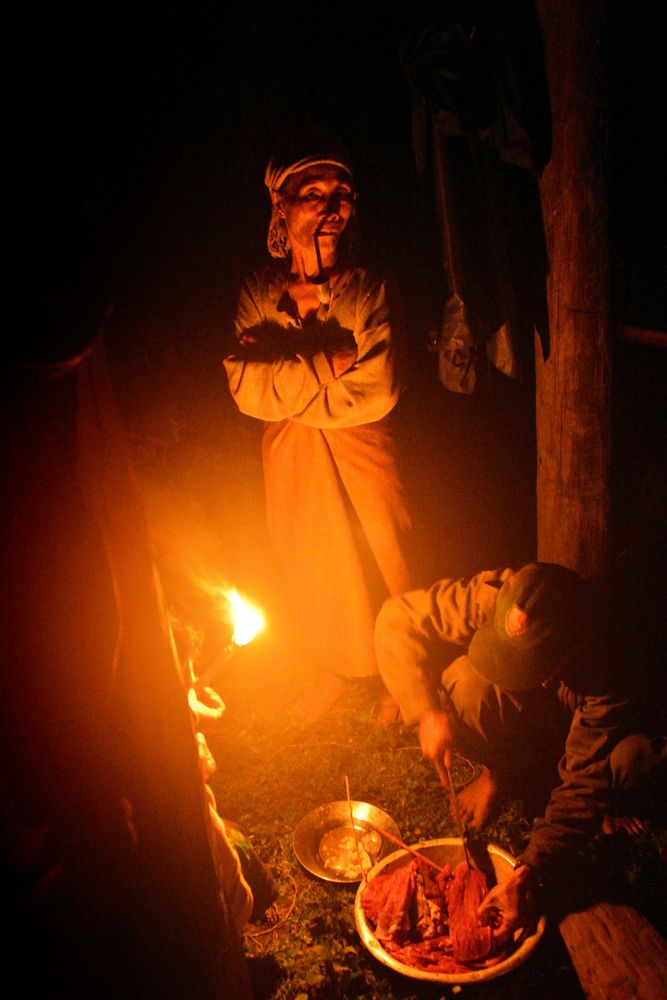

{"left": 2, "top": 331, "right": 252, "bottom": 999}
{"left": 559, "top": 902, "right": 667, "bottom": 1000}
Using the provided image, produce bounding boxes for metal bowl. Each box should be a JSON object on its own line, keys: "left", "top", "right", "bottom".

{"left": 354, "top": 837, "right": 547, "bottom": 984}
{"left": 293, "top": 801, "right": 401, "bottom": 883}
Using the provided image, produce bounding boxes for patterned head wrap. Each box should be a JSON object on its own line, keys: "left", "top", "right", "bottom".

{"left": 264, "top": 128, "right": 355, "bottom": 259}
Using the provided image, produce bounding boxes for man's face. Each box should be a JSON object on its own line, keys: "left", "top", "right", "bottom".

{"left": 278, "top": 165, "right": 355, "bottom": 258}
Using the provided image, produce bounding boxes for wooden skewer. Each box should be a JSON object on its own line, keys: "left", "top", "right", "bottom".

{"left": 438, "top": 761, "right": 472, "bottom": 873}
{"left": 343, "top": 774, "right": 368, "bottom": 884}
{"left": 372, "top": 825, "right": 445, "bottom": 873}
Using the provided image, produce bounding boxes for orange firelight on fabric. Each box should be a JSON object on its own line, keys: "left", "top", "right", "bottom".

{"left": 222, "top": 587, "right": 266, "bottom": 647}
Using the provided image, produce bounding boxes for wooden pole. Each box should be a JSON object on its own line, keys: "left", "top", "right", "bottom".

{"left": 535, "top": 1, "right": 612, "bottom": 580}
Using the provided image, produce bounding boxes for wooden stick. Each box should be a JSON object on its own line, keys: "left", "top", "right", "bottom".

{"left": 343, "top": 774, "right": 367, "bottom": 884}
{"left": 372, "top": 826, "right": 445, "bottom": 874}
{"left": 443, "top": 763, "right": 472, "bottom": 873}
{"left": 435, "top": 759, "right": 472, "bottom": 872}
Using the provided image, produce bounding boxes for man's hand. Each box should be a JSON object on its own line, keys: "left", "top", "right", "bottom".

{"left": 330, "top": 346, "right": 358, "bottom": 377}
{"left": 235, "top": 329, "right": 295, "bottom": 360}
{"left": 477, "top": 864, "right": 537, "bottom": 945}
{"left": 238, "top": 330, "right": 258, "bottom": 346}
{"left": 418, "top": 709, "right": 455, "bottom": 771}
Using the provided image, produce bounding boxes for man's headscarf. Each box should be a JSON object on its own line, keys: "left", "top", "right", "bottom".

{"left": 264, "top": 127, "right": 355, "bottom": 259}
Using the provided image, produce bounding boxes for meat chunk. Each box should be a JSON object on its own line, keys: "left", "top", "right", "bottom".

{"left": 365, "top": 859, "right": 417, "bottom": 944}
{"left": 358, "top": 870, "right": 394, "bottom": 925}
{"left": 448, "top": 861, "right": 492, "bottom": 962}
{"left": 360, "top": 855, "right": 497, "bottom": 971}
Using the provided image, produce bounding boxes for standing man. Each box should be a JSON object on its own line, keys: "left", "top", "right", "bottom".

{"left": 224, "top": 127, "right": 412, "bottom": 722}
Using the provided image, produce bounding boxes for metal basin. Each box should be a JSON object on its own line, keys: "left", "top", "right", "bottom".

{"left": 354, "top": 837, "right": 547, "bottom": 984}
{"left": 293, "top": 801, "right": 401, "bottom": 884}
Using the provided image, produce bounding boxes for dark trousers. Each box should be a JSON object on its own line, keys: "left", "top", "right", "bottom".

{"left": 441, "top": 655, "right": 666, "bottom": 815}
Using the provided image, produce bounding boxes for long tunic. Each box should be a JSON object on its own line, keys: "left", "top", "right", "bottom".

{"left": 223, "top": 263, "right": 412, "bottom": 678}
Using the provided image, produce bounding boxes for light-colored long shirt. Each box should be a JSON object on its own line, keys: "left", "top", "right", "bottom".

{"left": 223, "top": 263, "right": 412, "bottom": 679}
{"left": 223, "top": 265, "right": 401, "bottom": 428}
{"left": 374, "top": 569, "right": 511, "bottom": 725}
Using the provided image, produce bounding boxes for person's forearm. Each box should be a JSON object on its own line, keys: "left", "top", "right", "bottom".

{"left": 374, "top": 595, "right": 442, "bottom": 725}
{"left": 521, "top": 693, "right": 630, "bottom": 871}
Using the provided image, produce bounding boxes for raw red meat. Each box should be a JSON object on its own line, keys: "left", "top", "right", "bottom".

{"left": 358, "top": 870, "right": 396, "bottom": 925}
{"left": 360, "top": 855, "right": 498, "bottom": 972}
{"left": 365, "top": 858, "right": 416, "bottom": 944}
{"left": 448, "top": 861, "right": 493, "bottom": 962}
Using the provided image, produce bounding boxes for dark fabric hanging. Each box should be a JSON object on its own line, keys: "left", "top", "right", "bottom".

{"left": 401, "top": 1, "right": 552, "bottom": 391}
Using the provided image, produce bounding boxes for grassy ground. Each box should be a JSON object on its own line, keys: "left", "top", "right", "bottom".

{"left": 205, "top": 638, "right": 666, "bottom": 1000}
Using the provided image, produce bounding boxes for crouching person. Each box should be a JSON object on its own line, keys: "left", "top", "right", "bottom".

{"left": 374, "top": 563, "right": 666, "bottom": 941}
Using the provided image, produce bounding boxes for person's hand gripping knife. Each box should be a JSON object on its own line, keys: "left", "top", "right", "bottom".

{"left": 419, "top": 707, "right": 456, "bottom": 774}
{"left": 419, "top": 708, "right": 473, "bottom": 870}
{"left": 419, "top": 705, "right": 538, "bottom": 942}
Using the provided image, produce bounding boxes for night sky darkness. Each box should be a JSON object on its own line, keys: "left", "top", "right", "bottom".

{"left": 15, "top": 2, "right": 667, "bottom": 589}
{"left": 24, "top": 7, "right": 419, "bottom": 321}
{"left": 21, "top": 3, "right": 664, "bottom": 322}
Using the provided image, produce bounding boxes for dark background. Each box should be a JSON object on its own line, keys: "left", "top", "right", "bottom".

{"left": 4, "top": 6, "right": 666, "bottom": 993}
{"left": 12, "top": 1, "right": 667, "bottom": 598}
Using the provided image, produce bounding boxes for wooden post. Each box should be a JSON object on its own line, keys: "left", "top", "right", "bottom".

{"left": 560, "top": 903, "right": 667, "bottom": 1000}
{"left": 535, "top": 1, "right": 612, "bottom": 580}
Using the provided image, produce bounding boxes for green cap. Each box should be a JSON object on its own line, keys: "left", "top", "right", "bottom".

{"left": 468, "top": 563, "right": 590, "bottom": 691}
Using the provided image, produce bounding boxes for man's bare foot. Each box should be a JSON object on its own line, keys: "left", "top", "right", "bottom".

{"left": 601, "top": 814, "right": 646, "bottom": 836}
{"left": 373, "top": 690, "right": 401, "bottom": 727}
{"left": 455, "top": 767, "right": 499, "bottom": 829}
{"left": 291, "top": 674, "right": 347, "bottom": 722}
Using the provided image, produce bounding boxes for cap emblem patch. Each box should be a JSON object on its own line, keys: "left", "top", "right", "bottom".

{"left": 505, "top": 605, "right": 530, "bottom": 639}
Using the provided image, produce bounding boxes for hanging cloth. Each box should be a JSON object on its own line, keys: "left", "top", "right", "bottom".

{"left": 401, "top": 2, "right": 552, "bottom": 391}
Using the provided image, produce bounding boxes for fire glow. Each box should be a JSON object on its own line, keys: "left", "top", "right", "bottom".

{"left": 223, "top": 587, "right": 265, "bottom": 647}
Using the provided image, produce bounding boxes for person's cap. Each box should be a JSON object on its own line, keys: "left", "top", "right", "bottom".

{"left": 468, "top": 563, "right": 590, "bottom": 691}
{"left": 264, "top": 126, "right": 354, "bottom": 195}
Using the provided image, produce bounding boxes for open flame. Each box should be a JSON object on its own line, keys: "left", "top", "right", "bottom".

{"left": 223, "top": 587, "right": 265, "bottom": 647}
